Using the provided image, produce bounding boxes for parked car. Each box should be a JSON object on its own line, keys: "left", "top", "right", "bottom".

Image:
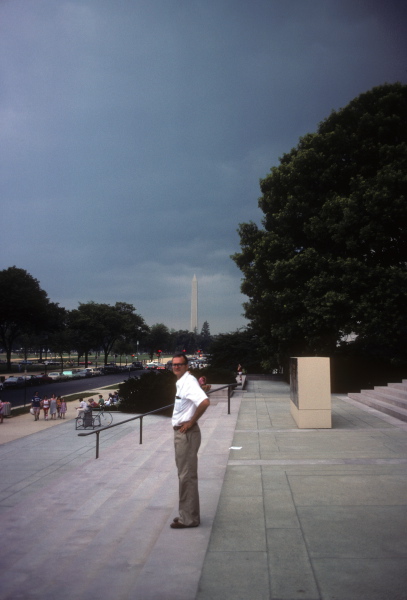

{"left": 35, "top": 374, "right": 53, "bottom": 384}
{"left": 22, "top": 375, "right": 41, "bottom": 386}
{"left": 74, "top": 370, "right": 91, "bottom": 378}
{"left": 101, "top": 365, "right": 121, "bottom": 374}
{"left": 3, "top": 376, "right": 26, "bottom": 388}
{"left": 132, "top": 361, "right": 143, "bottom": 370}
{"left": 83, "top": 367, "right": 103, "bottom": 376}
{"left": 48, "top": 372, "right": 66, "bottom": 381}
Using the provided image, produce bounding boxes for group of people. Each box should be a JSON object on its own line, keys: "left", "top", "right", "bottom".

{"left": 75, "top": 392, "right": 120, "bottom": 418}
{"left": 31, "top": 392, "right": 67, "bottom": 421}
{"left": 30, "top": 390, "right": 121, "bottom": 421}
{"left": 104, "top": 391, "right": 120, "bottom": 406}
{"left": 87, "top": 392, "right": 120, "bottom": 408}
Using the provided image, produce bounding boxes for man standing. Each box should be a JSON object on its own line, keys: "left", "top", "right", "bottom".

{"left": 171, "top": 353, "right": 210, "bottom": 529}
{"left": 31, "top": 391, "right": 41, "bottom": 421}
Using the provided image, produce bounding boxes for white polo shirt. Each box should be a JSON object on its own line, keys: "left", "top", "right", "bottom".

{"left": 172, "top": 371, "right": 208, "bottom": 427}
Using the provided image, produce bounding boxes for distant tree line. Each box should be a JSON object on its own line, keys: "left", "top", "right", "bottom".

{"left": 0, "top": 266, "right": 215, "bottom": 370}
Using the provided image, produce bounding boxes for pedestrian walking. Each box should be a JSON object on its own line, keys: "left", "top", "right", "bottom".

{"left": 31, "top": 392, "right": 41, "bottom": 421}
{"left": 171, "top": 353, "right": 210, "bottom": 529}
{"left": 237, "top": 364, "right": 243, "bottom": 383}
{"left": 59, "top": 398, "right": 67, "bottom": 419}
{"left": 0, "top": 399, "right": 4, "bottom": 424}
{"left": 49, "top": 395, "right": 57, "bottom": 420}
{"left": 57, "top": 396, "right": 62, "bottom": 418}
{"left": 42, "top": 396, "right": 50, "bottom": 420}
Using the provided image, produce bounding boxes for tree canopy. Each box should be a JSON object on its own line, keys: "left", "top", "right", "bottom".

{"left": 144, "top": 323, "right": 172, "bottom": 360}
{"left": 198, "top": 321, "right": 212, "bottom": 353}
{"left": 0, "top": 266, "right": 57, "bottom": 369}
{"left": 233, "top": 83, "right": 407, "bottom": 369}
{"left": 68, "top": 301, "right": 148, "bottom": 365}
{"left": 208, "top": 328, "right": 264, "bottom": 373}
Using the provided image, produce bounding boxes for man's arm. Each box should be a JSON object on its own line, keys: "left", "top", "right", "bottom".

{"left": 179, "top": 398, "right": 210, "bottom": 433}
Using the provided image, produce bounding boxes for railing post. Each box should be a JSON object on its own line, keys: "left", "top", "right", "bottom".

{"left": 78, "top": 402, "right": 174, "bottom": 458}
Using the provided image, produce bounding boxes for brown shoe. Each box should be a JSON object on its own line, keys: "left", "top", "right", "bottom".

{"left": 170, "top": 521, "right": 199, "bottom": 529}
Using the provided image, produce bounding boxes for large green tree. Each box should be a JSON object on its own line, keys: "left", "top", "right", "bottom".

{"left": 233, "top": 83, "right": 407, "bottom": 369}
{"left": 68, "top": 301, "right": 147, "bottom": 366}
{"left": 0, "top": 266, "right": 56, "bottom": 369}
{"left": 197, "top": 321, "right": 212, "bottom": 353}
{"left": 169, "top": 329, "right": 197, "bottom": 355}
{"left": 209, "top": 328, "right": 264, "bottom": 373}
{"left": 145, "top": 323, "right": 171, "bottom": 360}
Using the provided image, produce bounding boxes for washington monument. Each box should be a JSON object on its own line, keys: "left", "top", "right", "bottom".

{"left": 191, "top": 274, "right": 198, "bottom": 332}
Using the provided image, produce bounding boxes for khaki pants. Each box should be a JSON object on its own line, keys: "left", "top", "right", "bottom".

{"left": 174, "top": 423, "right": 201, "bottom": 526}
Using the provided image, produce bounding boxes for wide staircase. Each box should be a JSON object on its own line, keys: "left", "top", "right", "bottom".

{"left": 348, "top": 379, "right": 407, "bottom": 422}
{"left": 0, "top": 389, "right": 243, "bottom": 600}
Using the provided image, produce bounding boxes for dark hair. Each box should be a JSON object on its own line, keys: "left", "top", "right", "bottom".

{"left": 172, "top": 352, "right": 188, "bottom": 365}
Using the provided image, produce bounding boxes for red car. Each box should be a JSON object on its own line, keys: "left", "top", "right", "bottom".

{"left": 35, "top": 374, "right": 53, "bottom": 384}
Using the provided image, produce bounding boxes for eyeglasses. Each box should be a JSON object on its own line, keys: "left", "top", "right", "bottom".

{"left": 172, "top": 363, "right": 187, "bottom": 367}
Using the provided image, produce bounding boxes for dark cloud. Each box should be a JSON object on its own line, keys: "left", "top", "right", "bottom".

{"left": 1, "top": 0, "right": 406, "bottom": 333}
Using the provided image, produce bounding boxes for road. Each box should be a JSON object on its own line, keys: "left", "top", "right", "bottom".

{"left": 1, "top": 370, "right": 147, "bottom": 408}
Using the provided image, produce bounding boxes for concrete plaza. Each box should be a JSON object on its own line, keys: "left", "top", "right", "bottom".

{"left": 0, "top": 379, "right": 406, "bottom": 600}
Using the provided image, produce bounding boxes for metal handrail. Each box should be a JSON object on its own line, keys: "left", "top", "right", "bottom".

{"left": 78, "top": 382, "right": 238, "bottom": 459}
{"left": 208, "top": 383, "right": 238, "bottom": 415}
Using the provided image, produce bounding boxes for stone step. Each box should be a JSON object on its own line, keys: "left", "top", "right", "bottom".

{"left": 348, "top": 392, "right": 407, "bottom": 422}
{"left": 0, "top": 393, "right": 242, "bottom": 600}
{"left": 366, "top": 389, "right": 407, "bottom": 408}
{"left": 208, "top": 385, "right": 232, "bottom": 399}
{"left": 387, "top": 382, "right": 407, "bottom": 395}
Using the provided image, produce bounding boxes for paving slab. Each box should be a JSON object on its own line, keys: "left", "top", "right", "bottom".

{"left": 198, "top": 384, "right": 407, "bottom": 600}
{"left": 0, "top": 380, "right": 407, "bottom": 599}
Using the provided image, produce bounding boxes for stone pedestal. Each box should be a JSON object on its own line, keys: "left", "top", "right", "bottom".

{"left": 290, "top": 357, "right": 332, "bottom": 428}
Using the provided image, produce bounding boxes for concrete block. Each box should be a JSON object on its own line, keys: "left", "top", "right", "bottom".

{"left": 290, "top": 357, "right": 332, "bottom": 428}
